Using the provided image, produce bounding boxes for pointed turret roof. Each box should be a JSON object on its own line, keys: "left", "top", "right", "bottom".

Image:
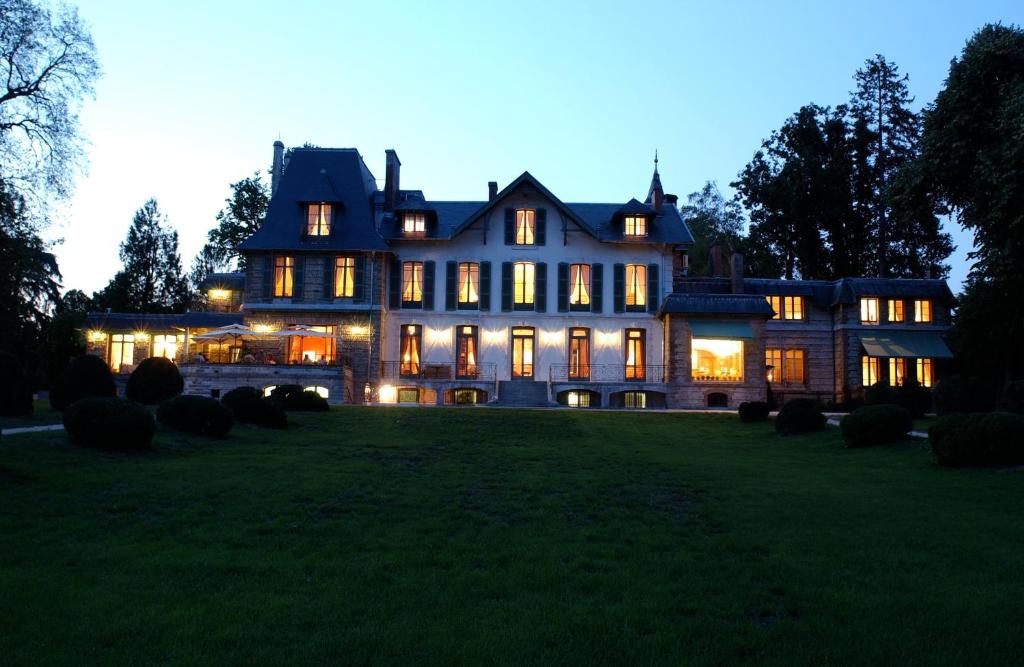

{"left": 645, "top": 150, "right": 664, "bottom": 205}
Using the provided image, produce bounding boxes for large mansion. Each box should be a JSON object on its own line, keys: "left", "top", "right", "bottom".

{"left": 84, "top": 142, "right": 954, "bottom": 408}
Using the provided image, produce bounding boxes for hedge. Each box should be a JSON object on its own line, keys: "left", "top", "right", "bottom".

{"left": 839, "top": 404, "right": 913, "bottom": 448}
{"left": 221, "top": 386, "right": 287, "bottom": 429}
{"left": 929, "top": 412, "right": 1024, "bottom": 467}
{"left": 63, "top": 397, "right": 155, "bottom": 450}
{"left": 775, "top": 398, "right": 826, "bottom": 436}
{"left": 50, "top": 355, "right": 117, "bottom": 411}
{"left": 157, "top": 395, "right": 233, "bottom": 437}
{"left": 269, "top": 384, "right": 329, "bottom": 412}
{"left": 126, "top": 357, "right": 184, "bottom": 404}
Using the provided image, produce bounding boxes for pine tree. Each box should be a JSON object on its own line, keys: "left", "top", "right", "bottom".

{"left": 94, "top": 199, "right": 190, "bottom": 313}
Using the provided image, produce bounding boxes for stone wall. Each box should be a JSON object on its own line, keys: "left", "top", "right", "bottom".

{"left": 181, "top": 364, "right": 354, "bottom": 405}
{"left": 245, "top": 253, "right": 386, "bottom": 306}
{"left": 762, "top": 304, "right": 837, "bottom": 404}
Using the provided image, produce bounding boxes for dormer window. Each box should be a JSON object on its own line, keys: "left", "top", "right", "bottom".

{"left": 402, "top": 212, "right": 426, "bottom": 236}
{"left": 515, "top": 209, "right": 535, "bottom": 245}
{"left": 306, "top": 203, "right": 331, "bottom": 237}
{"left": 624, "top": 215, "right": 648, "bottom": 237}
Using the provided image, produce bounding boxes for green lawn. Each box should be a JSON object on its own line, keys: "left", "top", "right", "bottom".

{"left": 1, "top": 408, "right": 1021, "bottom": 665}
{"left": 0, "top": 398, "right": 61, "bottom": 430}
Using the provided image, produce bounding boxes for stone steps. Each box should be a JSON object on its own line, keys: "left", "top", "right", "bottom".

{"left": 495, "top": 380, "right": 553, "bottom": 407}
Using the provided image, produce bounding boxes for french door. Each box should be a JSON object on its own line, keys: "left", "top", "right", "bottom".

{"left": 625, "top": 328, "right": 646, "bottom": 381}
{"left": 456, "top": 325, "right": 479, "bottom": 378}
{"left": 511, "top": 327, "right": 535, "bottom": 379}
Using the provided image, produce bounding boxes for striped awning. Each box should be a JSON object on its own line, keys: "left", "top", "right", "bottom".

{"left": 859, "top": 331, "right": 953, "bottom": 359}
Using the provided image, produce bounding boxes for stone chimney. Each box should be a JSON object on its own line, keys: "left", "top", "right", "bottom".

{"left": 384, "top": 149, "right": 401, "bottom": 211}
{"left": 271, "top": 140, "right": 284, "bottom": 196}
{"left": 709, "top": 244, "right": 725, "bottom": 278}
{"left": 488, "top": 181, "right": 498, "bottom": 201}
{"left": 730, "top": 252, "right": 744, "bottom": 294}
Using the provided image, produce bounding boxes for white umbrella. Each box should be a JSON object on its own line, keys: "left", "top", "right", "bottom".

{"left": 271, "top": 326, "right": 335, "bottom": 363}
{"left": 191, "top": 324, "right": 262, "bottom": 345}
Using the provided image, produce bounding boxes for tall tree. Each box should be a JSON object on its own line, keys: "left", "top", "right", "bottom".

{"left": 911, "top": 24, "right": 1024, "bottom": 385}
{"left": 0, "top": 176, "right": 60, "bottom": 354}
{"left": 0, "top": 0, "right": 99, "bottom": 204}
{"left": 850, "top": 55, "right": 923, "bottom": 276}
{"left": 680, "top": 181, "right": 745, "bottom": 276}
{"left": 191, "top": 172, "right": 269, "bottom": 285}
{"left": 94, "top": 199, "right": 190, "bottom": 313}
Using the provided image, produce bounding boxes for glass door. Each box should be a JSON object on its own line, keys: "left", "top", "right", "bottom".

{"left": 568, "top": 328, "right": 590, "bottom": 380}
{"left": 456, "top": 325, "right": 479, "bottom": 378}
{"left": 511, "top": 327, "right": 535, "bottom": 379}
{"left": 625, "top": 328, "right": 646, "bottom": 381}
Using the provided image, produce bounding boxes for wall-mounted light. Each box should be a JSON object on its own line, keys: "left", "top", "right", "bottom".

{"left": 426, "top": 326, "right": 453, "bottom": 346}
{"left": 208, "top": 289, "right": 231, "bottom": 301}
{"left": 595, "top": 330, "right": 620, "bottom": 348}
{"left": 539, "top": 330, "right": 563, "bottom": 346}
{"left": 347, "top": 325, "right": 369, "bottom": 336}
{"left": 378, "top": 384, "right": 397, "bottom": 404}
{"left": 87, "top": 330, "right": 107, "bottom": 342}
{"left": 133, "top": 331, "right": 150, "bottom": 341}
{"left": 482, "top": 328, "right": 507, "bottom": 345}
{"left": 252, "top": 323, "right": 275, "bottom": 334}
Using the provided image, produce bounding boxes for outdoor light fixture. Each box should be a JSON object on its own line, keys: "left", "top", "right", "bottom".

{"left": 426, "top": 326, "right": 453, "bottom": 346}
{"left": 252, "top": 323, "right": 275, "bottom": 334}
{"left": 539, "top": 329, "right": 563, "bottom": 346}
{"left": 87, "top": 330, "right": 107, "bottom": 342}
{"left": 481, "top": 329, "right": 506, "bottom": 345}
{"left": 595, "top": 330, "right": 620, "bottom": 348}
{"left": 347, "top": 325, "right": 369, "bottom": 336}
{"left": 208, "top": 288, "right": 231, "bottom": 300}
{"left": 133, "top": 331, "right": 150, "bottom": 341}
{"left": 378, "top": 384, "right": 397, "bottom": 404}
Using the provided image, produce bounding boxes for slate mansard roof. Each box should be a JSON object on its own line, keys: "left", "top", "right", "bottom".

{"left": 242, "top": 148, "right": 695, "bottom": 252}
{"left": 239, "top": 148, "right": 388, "bottom": 253}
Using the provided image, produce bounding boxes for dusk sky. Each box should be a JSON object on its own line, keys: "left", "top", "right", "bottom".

{"left": 60, "top": 0, "right": 1024, "bottom": 295}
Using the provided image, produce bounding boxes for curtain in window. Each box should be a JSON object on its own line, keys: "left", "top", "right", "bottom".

{"left": 458, "top": 263, "right": 479, "bottom": 303}
{"left": 403, "top": 262, "right": 423, "bottom": 302}
{"left": 570, "top": 264, "right": 590, "bottom": 305}
{"left": 515, "top": 210, "right": 535, "bottom": 244}
{"left": 625, "top": 265, "right": 646, "bottom": 306}
{"left": 400, "top": 326, "right": 421, "bottom": 375}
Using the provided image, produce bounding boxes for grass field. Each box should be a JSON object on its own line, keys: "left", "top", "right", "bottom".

{"left": 1, "top": 408, "right": 1021, "bottom": 665}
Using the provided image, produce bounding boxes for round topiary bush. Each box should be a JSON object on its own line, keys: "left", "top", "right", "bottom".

{"left": 839, "top": 404, "right": 913, "bottom": 448}
{"left": 928, "top": 413, "right": 984, "bottom": 467}
{"left": 50, "top": 354, "right": 117, "bottom": 411}
{"left": 125, "top": 357, "right": 184, "bottom": 405}
{"left": 63, "top": 397, "right": 155, "bottom": 450}
{"left": 932, "top": 376, "right": 971, "bottom": 416}
{"left": 221, "top": 386, "right": 287, "bottom": 429}
{"left": 864, "top": 381, "right": 896, "bottom": 406}
{"left": 270, "top": 384, "right": 329, "bottom": 412}
{"left": 157, "top": 394, "right": 233, "bottom": 437}
{"left": 775, "top": 398, "right": 826, "bottom": 436}
{"left": 738, "top": 401, "right": 770, "bottom": 423}
{"left": 894, "top": 379, "right": 933, "bottom": 418}
{"left": 0, "top": 351, "right": 33, "bottom": 417}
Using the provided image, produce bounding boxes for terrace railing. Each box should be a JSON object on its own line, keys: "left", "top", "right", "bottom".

{"left": 380, "top": 361, "right": 497, "bottom": 382}
{"left": 548, "top": 364, "right": 667, "bottom": 384}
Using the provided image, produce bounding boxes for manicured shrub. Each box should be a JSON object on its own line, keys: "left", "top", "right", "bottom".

{"left": 932, "top": 376, "right": 972, "bottom": 416}
{"left": 1000, "top": 380, "right": 1024, "bottom": 415}
{"left": 775, "top": 398, "right": 826, "bottom": 436}
{"left": 864, "top": 381, "right": 896, "bottom": 407}
{"left": 894, "top": 379, "right": 933, "bottom": 418}
{"left": 270, "top": 384, "right": 329, "bottom": 412}
{"left": 221, "top": 386, "right": 287, "bottom": 429}
{"left": 157, "top": 395, "right": 233, "bottom": 437}
{"left": 928, "top": 411, "right": 1024, "bottom": 467}
{"left": 63, "top": 397, "right": 155, "bottom": 451}
{"left": 840, "top": 404, "right": 913, "bottom": 448}
{"left": 50, "top": 354, "right": 117, "bottom": 411}
{"left": 738, "top": 401, "right": 770, "bottom": 423}
{"left": 0, "top": 351, "right": 33, "bottom": 417}
{"left": 126, "top": 357, "right": 184, "bottom": 404}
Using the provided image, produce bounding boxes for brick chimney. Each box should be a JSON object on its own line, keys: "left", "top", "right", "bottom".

{"left": 488, "top": 181, "right": 498, "bottom": 201}
{"left": 730, "top": 252, "right": 744, "bottom": 294}
{"left": 709, "top": 244, "right": 725, "bottom": 278}
{"left": 271, "top": 140, "right": 284, "bottom": 196}
{"left": 384, "top": 149, "right": 401, "bottom": 211}
{"left": 672, "top": 249, "right": 689, "bottom": 291}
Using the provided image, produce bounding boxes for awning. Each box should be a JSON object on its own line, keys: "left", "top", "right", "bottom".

{"left": 859, "top": 331, "right": 953, "bottom": 359}
{"left": 688, "top": 320, "right": 754, "bottom": 340}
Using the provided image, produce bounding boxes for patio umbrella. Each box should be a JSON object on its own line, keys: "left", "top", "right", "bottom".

{"left": 191, "top": 324, "right": 263, "bottom": 347}
{"left": 270, "top": 326, "right": 336, "bottom": 363}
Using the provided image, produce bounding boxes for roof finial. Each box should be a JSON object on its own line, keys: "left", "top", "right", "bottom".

{"left": 654, "top": 149, "right": 659, "bottom": 173}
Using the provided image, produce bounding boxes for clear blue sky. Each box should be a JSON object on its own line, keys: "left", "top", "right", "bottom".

{"left": 60, "top": 0, "right": 1024, "bottom": 294}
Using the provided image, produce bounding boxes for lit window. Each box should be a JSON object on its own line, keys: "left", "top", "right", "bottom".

{"left": 691, "top": 338, "right": 744, "bottom": 382}
{"left": 458, "top": 262, "right": 479, "bottom": 306}
{"left": 784, "top": 349, "right": 805, "bottom": 383}
{"left": 625, "top": 264, "right": 646, "bottom": 309}
{"left": 568, "top": 328, "right": 591, "bottom": 380}
{"left": 888, "top": 300, "right": 904, "bottom": 323}
{"left": 453, "top": 389, "right": 478, "bottom": 404}
{"left": 515, "top": 209, "right": 535, "bottom": 245}
{"left": 304, "top": 386, "right": 329, "bottom": 399}
{"left": 398, "top": 388, "right": 419, "bottom": 403}
{"left": 569, "top": 264, "right": 590, "bottom": 308}
{"left": 917, "top": 358, "right": 934, "bottom": 387}
{"left": 273, "top": 256, "right": 294, "bottom": 297}
{"left": 108, "top": 334, "right": 135, "bottom": 371}
{"left": 208, "top": 288, "right": 231, "bottom": 302}
{"left": 152, "top": 334, "right": 184, "bottom": 361}
{"left": 307, "top": 203, "right": 331, "bottom": 236}
{"left": 288, "top": 326, "right": 335, "bottom": 364}
{"left": 403, "top": 212, "right": 426, "bottom": 235}
{"left": 862, "top": 356, "right": 880, "bottom": 387}
{"left": 765, "top": 348, "right": 783, "bottom": 383}
{"left": 623, "top": 391, "right": 647, "bottom": 409}
{"left": 400, "top": 325, "right": 422, "bottom": 376}
{"left": 402, "top": 261, "right": 423, "bottom": 306}
{"left": 624, "top": 215, "right": 647, "bottom": 237}
{"left": 263, "top": 386, "right": 277, "bottom": 397}
{"left": 513, "top": 262, "right": 535, "bottom": 307}
{"left": 914, "top": 300, "right": 932, "bottom": 323}
{"left": 860, "top": 298, "right": 879, "bottom": 324}
{"left": 625, "top": 329, "right": 646, "bottom": 380}
{"left": 335, "top": 256, "right": 355, "bottom": 298}
{"left": 889, "top": 358, "right": 906, "bottom": 386}
{"left": 456, "top": 325, "right": 478, "bottom": 378}
{"left": 566, "top": 391, "right": 591, "bottom": 408}
{"left": 766, "top": 296, "right": 804, "bottom": 320}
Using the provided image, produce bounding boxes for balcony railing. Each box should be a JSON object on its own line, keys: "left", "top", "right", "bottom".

{"left": 380, "top": 361, "right": 497, "bottom": 382}
{"left": 548, "top": 364, "right": 667, "bottom": 384}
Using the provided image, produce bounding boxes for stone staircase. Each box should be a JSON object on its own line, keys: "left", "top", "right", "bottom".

{"left": 494, "top": 380, "right": 554, "bottom": 407}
